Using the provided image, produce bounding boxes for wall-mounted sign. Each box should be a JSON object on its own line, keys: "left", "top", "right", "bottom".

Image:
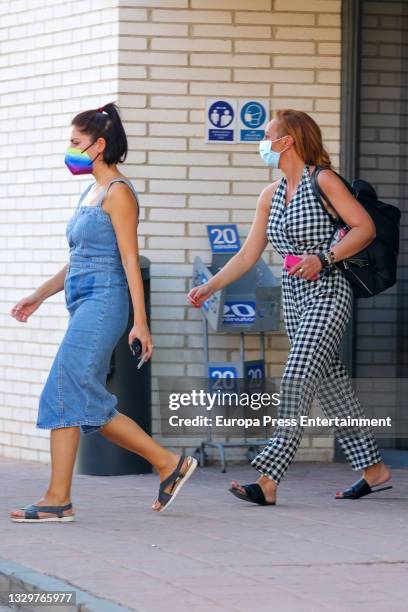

{"left": 206, "top": 98, "right": 237, "bottom": 142}
{"left": 238, "top": 99, "right": 268, "bottom": 142}
{"left": 206, "top": 98, "right": 268, "bottom": 143}
{"left": 207, "top": 224, "right": 241, "bottom": 253}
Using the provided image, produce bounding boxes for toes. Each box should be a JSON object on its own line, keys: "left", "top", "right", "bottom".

{"left": 10, "top": 510, "right": 24, "bottom": 517}
{"left": 231, "top": 482, "right": 245, "bottom": 494}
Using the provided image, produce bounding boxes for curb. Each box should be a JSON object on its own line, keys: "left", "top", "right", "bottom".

{"left": 0, "top": 557, "right": 135, "bottom": 612}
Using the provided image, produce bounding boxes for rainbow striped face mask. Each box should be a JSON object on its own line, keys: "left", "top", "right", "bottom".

{"left": 64, "top": 141, "right": 100, "bottom": 175}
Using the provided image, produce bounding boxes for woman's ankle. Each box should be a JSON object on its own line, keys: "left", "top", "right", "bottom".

{"left": 364, "top": 460, "right": 388, "bottom": 474}
{"left": 257, "top": 475, "right": 278, "bottom": 490}
{"left": 155, "top": 450, "right": 179, "bottom": 474}
{"left": 44, "top": 491, "right": 71, "bottom": 504}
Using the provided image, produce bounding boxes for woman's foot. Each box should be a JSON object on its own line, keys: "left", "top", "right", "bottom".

{"left": 10, "top": 495, "right": 74, "bottom": 521}
{"left": 152, "top": 454, "right": 195, "bottom": 512}
{"left": 230, "top": 475, "right": 277, "bottom": 505}
{"left": 363, "top": 461, "right": 391, "bottom": 487}
{"left": 335, "top": 461, "right": 392, "bottom": 499}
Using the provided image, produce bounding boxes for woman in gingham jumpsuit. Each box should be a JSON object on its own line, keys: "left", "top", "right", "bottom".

{"left": 250, "top": 163, "right": 382, "bottom": 486}
{"left": 188, "top": 109, "right": 392, "bottom": 504}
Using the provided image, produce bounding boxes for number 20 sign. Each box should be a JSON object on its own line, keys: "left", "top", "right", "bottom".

{"left": 207, "top": 224, "right": 241, "bottom": 253}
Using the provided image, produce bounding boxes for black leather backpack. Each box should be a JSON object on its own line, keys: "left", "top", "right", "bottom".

{"left": 311, "top": 166, "right": 401, "bottom": 298}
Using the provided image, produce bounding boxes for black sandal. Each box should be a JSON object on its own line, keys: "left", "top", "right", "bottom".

{"left": 155, "top": 454, "right": 198, "bottom": 513}
{"left": 335, "top": 477, "right": 392, "bottom": 499}
{"left": 10, "top": 502, "right": 75, "bottom": 522}
{"left": 229, "top": 483, "right": 275, "bottom": 506}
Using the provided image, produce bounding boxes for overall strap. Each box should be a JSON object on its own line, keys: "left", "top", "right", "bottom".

{"left": 98, "top": 178, "right": 140, "bottom": 217}
{"left": 75, "top": 182, "right": 94, "bottom": 211}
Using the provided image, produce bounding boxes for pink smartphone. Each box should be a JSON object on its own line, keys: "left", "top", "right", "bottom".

{"left": 283, "top": 254, "right": 319, "bottom": 281}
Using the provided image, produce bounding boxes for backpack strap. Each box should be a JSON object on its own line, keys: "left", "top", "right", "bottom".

{"left": 310, "top": 165, "right": 350, "bottom": 225}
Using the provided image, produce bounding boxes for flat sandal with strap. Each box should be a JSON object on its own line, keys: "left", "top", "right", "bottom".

{"left": 156, "top": 454, "right": 198, "bottom": 513}
{"left": 229, "top": 483, "right": 276, "bottom": 506}
{"left": 335, "top": 477, "right": 392, "bottom": 499}
{"left": 10, "top": 502, "right": 75, "bottom": 522}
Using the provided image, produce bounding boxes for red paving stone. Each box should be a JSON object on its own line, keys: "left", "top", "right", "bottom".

{"left": 1, "top": 457, "right": 407, "bottom": 611}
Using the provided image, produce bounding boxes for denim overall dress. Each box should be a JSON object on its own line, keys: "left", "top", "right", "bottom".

{"left": 36, "top": 178, "right": 140, "bottom": 435}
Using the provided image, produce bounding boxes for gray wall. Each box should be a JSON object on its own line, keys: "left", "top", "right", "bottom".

{"left": 355, "top": 0, "right": 407, "bottom": 379}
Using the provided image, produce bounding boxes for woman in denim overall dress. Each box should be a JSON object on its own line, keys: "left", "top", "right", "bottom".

{"left": 188, "top": 109, "right": 392, "bottom": 506}
{"left": 10, "top": 103, "right": 197, "bottom": 522}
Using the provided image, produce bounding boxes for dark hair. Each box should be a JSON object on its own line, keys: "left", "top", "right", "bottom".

{"left": 71, "top": 102, "right": 128, "bottom": 165}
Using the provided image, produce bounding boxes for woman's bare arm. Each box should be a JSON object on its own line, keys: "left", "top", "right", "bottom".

{"left": 104, "top": 182, "right": 153, "bottom": 359}
{"left": 104, "top": 182, "right": 146, "bottom": 325}
{"left": 287, "top": 169, "right": 376, "bottom": 280}
{"left": 208, "top": 180, "right": 280, "bottom": 293}
{"left": 317, "top": 169, "right": 376, "bottom": 260}
{"left": 34, "top": 263, "right": 69, "bottom": 301}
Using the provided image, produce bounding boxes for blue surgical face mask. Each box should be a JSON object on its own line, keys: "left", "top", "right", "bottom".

{"left": 259, "top": 136, "right": 289, "bottom": 168}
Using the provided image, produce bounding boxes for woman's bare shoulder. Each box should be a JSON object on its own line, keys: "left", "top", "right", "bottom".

{"left": 309, "top": 165, "right": 341, "bottom": 190}
{"left": 308, "top": 166, "right": 347, "bottom": 218}
{"left": 258, "top": 179, "right": 281, "bottom": 211}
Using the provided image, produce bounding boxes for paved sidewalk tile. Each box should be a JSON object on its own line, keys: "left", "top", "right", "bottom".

{"left": 1, "top": 457, "right": 407, "bottom": 612}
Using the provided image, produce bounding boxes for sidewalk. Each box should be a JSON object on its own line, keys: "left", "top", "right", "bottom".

{"left": 1, "top": 457, "right": 407, "bottom": 612}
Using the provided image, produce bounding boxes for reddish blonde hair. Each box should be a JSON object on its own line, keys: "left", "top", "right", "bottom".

{"left": 274, "top": 109, "right": 332, "bottom": 168}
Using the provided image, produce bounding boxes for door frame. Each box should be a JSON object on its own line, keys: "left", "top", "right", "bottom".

{"left": 337, "top": 0, "right": 408, "bottom": 464}
{"left": 334, "top": 0, "right": 362, "bottom": 462}
{"left": 339, "top": 0, "right": 361, "bottom": 378}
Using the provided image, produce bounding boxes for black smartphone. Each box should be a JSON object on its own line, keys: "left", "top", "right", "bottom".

{"left": 130, "top": 338, "right": 142, "bottom": 359}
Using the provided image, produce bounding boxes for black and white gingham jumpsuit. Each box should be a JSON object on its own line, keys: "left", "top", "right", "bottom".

{"left": 251, "top": 164, "right": 382, "bottom": 484}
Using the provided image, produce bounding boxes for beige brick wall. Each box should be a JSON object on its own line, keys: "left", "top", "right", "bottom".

{"left": 0, "top": 0, "right": 341, "bottom": 463}
{"left": 0, "top": 0, "right": 121, "bottom": 462}
{"left": 119, "top": 0, "right": 342, "bottom": 462}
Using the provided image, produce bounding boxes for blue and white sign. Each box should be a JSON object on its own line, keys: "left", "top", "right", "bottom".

{"left": 207, "top": 224, "right": 240, "bottom": 253}
{"left": 206, "top": 98, "right": 237, "bottom": 143}
{"left": 223, "top": 301, "right": 256, "bottom": 326}
{"left": 244, "top": 360, "right": 265, "bottom": 383}
{"left": 208, "top": 364, "right": 239, "bottom": 393}
{"left": 238, "top": 99, "right": 268, "bottom": 142}
{"left": 208, "top": 365, "right": 238, "bottom": 379}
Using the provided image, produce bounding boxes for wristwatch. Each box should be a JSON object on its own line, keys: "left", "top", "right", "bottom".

{"left": 316, "top": 251, "right": 330, "bottom": 269}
